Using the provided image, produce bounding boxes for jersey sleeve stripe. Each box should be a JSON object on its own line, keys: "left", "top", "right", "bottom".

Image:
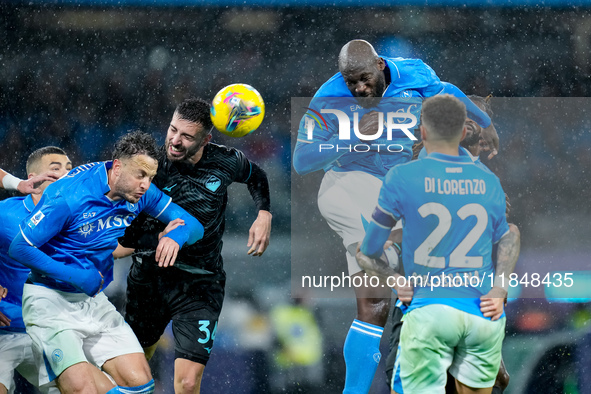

{"left": 350, "top": 326, "right": 383, "bottom": 338}
{"left": 153, "top": 196, "right": 172, "bottom": 220}
{"left": 245, "top": 162, "right": 252, "bottom": 182}
{"left": 391, "top": 62, "right": 401, "bottom": 79}
{"left": 352, "top": 320, "right": 384, "bottom": 334}
{"left": 19, "top": 226, "right": 36, "bottom": 248}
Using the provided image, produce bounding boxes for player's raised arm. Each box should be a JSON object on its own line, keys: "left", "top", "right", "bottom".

{"left": 438, "top": 83, "right": 498, "bottom": 157}
{"left": 394, "top": 58, "right": 499, "bottom": 156}
{"left": 293, "top": 108, "right": 363, "bottom": 175}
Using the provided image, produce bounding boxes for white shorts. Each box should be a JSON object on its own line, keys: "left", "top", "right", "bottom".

{"left": 398, "top": 304, "right": 505, "bottom": 392}
{"left": 318, "top": 170, "right": 400, "bottom": 275}
{"left": 22, "top": 284, "right": 144, "bottom": 386}
{"left": 0, "top": 332, "right": 59, "bottom": 394}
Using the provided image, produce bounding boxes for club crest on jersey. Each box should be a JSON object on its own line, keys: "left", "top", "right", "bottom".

{"left": 126, "top": 201, "right": 138, "bottom": 212}
{"left": 205, "top": 175, "right": 221, "bottom": 192}
{"left": 27, "top": 211, "right": 45, "bottom": 229}
{"left": 78, "top": 222, "right": 95, "bottom": 238}
{"left": 399, "top": 89, "right": 413, "bottom": 100}
{"left": 52, "top": 349, "right": 64, "bottom": 363}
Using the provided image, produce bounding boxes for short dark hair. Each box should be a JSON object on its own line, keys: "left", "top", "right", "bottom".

{"left": 112, "top": 130, "right": 159, "bottom": 161}
{"left": 26, "top": 146, "right": 68, "bottom": 175}
{"left": 175, "top": 98, "right": 214, "bottom": 134}
{"left": 421, "top": 95, "right": 467, "bottom": 140}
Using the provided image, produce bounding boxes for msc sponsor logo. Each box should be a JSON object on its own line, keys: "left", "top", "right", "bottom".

{"left": 77, "top": 213, "right": 136, "bottom": 237}
{"left": 97, "top": 214, "right": 136, "bottom": 231}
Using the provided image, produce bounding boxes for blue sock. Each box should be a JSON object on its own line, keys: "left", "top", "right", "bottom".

{"left": 343, "top": 319, "right": 384, "bottom": 393}
{"left": 106, "top": 379, "right": 155, "bottom": 394}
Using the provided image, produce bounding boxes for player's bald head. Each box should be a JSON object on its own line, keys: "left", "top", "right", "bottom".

{"left": 338, "top": 40, "right": 380, "bottom": 74}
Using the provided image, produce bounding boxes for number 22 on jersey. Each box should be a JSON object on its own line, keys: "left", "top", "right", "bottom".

{"left": 414, "top": 202, "right": 488, "bottom": 269}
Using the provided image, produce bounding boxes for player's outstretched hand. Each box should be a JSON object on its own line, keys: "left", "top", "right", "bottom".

{"left": 0, "top": 310, "right": 10, "bottom": 327}
{"left": 247, "top": 210, "right": 272, "bottom": 257}
{"left": 159, "top": 218, "right": 185, "bottom": 241}
{"left": 17, "top": 171, "right": 60, "bottom": 195}
{"left": 480, "top": 287, "right": 507, "bottom": 321}
{"left": 480, "top": 122, "right": 499, "bottom": 160}
{"left": 156, "top": 237, "right": 180, "bottom": 267}
{"left": 0, "top": 284, "right": 6, "bottom": 301}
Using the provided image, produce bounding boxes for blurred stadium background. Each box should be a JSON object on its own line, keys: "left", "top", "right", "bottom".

{"left": 1, "top": 1, "right": 591, "bottom": 393}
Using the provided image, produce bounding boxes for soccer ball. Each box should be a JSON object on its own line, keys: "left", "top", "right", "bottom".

{"left": 210, "top": 84, "right": 265, "bottom": 137}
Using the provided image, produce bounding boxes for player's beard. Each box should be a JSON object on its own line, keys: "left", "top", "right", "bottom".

{"left": 166, "top": 136, "right": 205, "bottom": 162}
{"left": 461, "top": 125, "right": 481, "bottom": 148}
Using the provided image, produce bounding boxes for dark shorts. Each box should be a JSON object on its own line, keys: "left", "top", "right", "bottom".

{"left": 385, "top": 302, "right": 404, "bottom": 387}
{"left": 125, "top": 257, "right": 225, "bottom": 366}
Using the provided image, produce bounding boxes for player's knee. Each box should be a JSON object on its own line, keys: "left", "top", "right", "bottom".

{"left": 175, "top": 374, "right": 202, "bottom": 394}
{"left": 116, "top": 365, "right": 152, "bottom": 388}
{"left": 357, "top": 298, "right": 390, "bottom": 325}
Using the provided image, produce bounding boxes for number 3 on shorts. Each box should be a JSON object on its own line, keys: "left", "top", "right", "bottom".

{"left": 197, "top": 320, "right": 218, "bottom": 344}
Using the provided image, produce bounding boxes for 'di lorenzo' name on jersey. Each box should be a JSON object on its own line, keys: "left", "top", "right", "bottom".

{"left": 424, "top": 177, "right": 486, "bottom": 196}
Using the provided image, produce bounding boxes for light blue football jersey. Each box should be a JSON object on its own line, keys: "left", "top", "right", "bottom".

{"left": 0, "top": 195, "right": 36, "bottom": 332}
{"left": 14, "top": 161, "right": 202, "bottom": 294}
{"left": 293, "top": 56, "right": 492, "bottom": 178}
{"left": 368, "top": 153, "right": 509, "bottom": 318}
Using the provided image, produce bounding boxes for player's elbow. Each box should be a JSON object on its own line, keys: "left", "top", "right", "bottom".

{"left": 8, "top": 233, "right": 26, "bottom": 263}
{"left": 508, "top": 223, "right": 520, "bottom": 243}
{"left": 293, "top": 159, "right": 311, "bottom": 176}
{"left": 292, "top": 152, "right": 312, "bottom": 175}
{"left": 292, "top": 145, "right": 317, "bottom": 175}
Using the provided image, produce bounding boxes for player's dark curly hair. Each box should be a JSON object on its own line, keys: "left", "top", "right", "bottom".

{"left": 112, "top": 130, "right": 159, "bottom": 161}
{"left": 26, "top": 146, "right": 68, "bottom": 174}
{"left": 175, "top": 97, "right": 214, "bottom": 135}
